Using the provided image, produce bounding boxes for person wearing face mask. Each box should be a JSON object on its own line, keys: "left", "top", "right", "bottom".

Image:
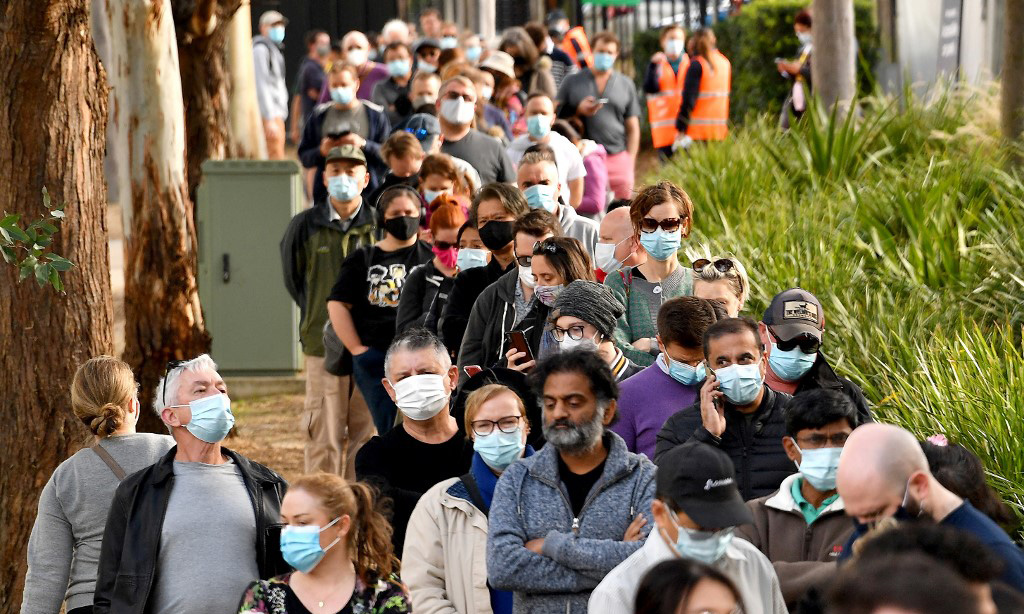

{"left": 94, "top": 355, "right": 289, "bottom": 614}
{"left": 487, "top": 350, "right": 656, "bottom": 614}
{"left": 327, "top": 186, "right": 433, "bottom": 435}
{"left": 372, "top": 42, "right": 415, "bottom": 126}
{"left": 593, "top": 207, "right": 644, "bottom": 281}
{"left": 403, "top": 384, "right": 536, "bottom": 614}
{"left": 290, "top": 30, "right": 331, "bottom": 145}
{"left": 759, "top": 288, "right": 873, "bottom": 426}
{"left": 413, "top": 38, "right": 442, "bottom": 76}
{"left": 396, "top": 198, "right": 466, "bottom": 335}
{"left": 777, "top": 10, "right": 813, "bottom": 131}
{"left": 282, "top": 145, "right": 377, "bottom": 480}
{"left": 437, "top": 76, "right": 517, "bottom": 185}
{"left": 466, "top": 66, "right": 515, "bottom": 142}
{"left": 589, "top": 441, "right": 787, "bottom": 614}
{"left": 674, "top": 28, "right": 731, "bottom": 151}
{"left": 506, "top": 94, "right": 586, "bottom": 208}
{"left": 644, "top": 24, "right": 691, "bottom": 159}
{"left": 238, "top": 473, "right": 410, "bottom": 614}
{"left": 355, "top": 329, "right": 473, "bottom": 556}
{"left": 547, "top": 9, "right": 592, "bottom": 70}
{"left": 21, "top": 357, "right": 173, "bottom": 614}
{"left": 835, "top": 423, "right": 1024, "bottom": 592}
{"left": 335, "top": 30, "right": 388, "bottom": 101}
{"left": 614, "top": 298, "right": 725, "bottom": 459}
{"left": 457, "top": 211, "right": 561, "bottom": 384}
{"left": 462, "top": 32, "right": 483, "bottom": 65}
{"left": 440, "top": 184, "right": 529, "bottom": 359}
{"left": 299, "top": 63, "right": 391, "bottom": 205}
{"left": 424, "top": 221, "right": 491, "bottom": 357}
{"left": 417, "top": 153, "right": 467, "bottom": 215}
{"left": 736, "top": 389, "right": 858, "bottom": 609}
{"left": 654, "top": 317, "right": 796, "bottom": 501}
{"left": 605, "top": 182, "right": 695, "bottom": 368}
{"left": 252, "top": 11, "right": 290, "bottom": 159}
{"left": 516, "top": 148, "right": 598, "bottom": 254}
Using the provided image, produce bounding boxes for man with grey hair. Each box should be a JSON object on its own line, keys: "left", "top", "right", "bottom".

{"left": 836, "top": 423, "right": 1024, "bottom": 591}
{"left": 487, "top": 349, "right": 656, "bottom": 614}
{"left": 380, "top": 18, "right": 411, "bottom": 46}
{"left": 94, "top": 355, "right": 288, "bottom": 614}
{"left": 355, "top": 328, "right": 471, "bottom": 554}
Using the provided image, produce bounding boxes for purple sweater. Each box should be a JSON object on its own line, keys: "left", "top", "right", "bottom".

{"left": 612, "top": 361, "right": 699, "bottom": 459}
{"left": 318, "top": 62, "right": 390, "bottom": 103}
{"left": 579, "top": 140, "right": 609, "bottom": 215}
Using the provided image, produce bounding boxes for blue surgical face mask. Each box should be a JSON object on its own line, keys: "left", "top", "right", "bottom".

{"left": 670, "top": 510, "right": 734, "bottom": 564}
{"left": 794, "top": 444, "right": 843, "bottom": 491}
{"left": 768, "top": 342, "right": 816, "bottom": 382}
{"left": 280, "top": 517, "right": 342, "bottom": 573}
{"left": 327, "top": 174, "right": 359, "bottom": 203}
{"left": 526, "top": 114, "right": 551, "bottom": 139}
{"left": 440, "top": 36, "right": 458, "bottom": 50}
{"left": 465, "top": 45, "right": 482, "bottom": 63}
{"left": 422, "top": 188, "right": 449, "bottom": 205}
{"left": 474, "top": 428, "right": 525, "bottom": 471}
{"left": 639, "top": 227, "right": 682, "bottom": 261}
{"left": 658, "top": 353, "right": 706, "bottom": 386}
{"left": 593, "top": 51, "right": 615, "bottom": 72}
{"left": 173, "top": 393, "right": 235, "bottom": 443}
{"left": 797, "top": 31, "right": 813, "bottom": 46}
{"left": 330, "top": 86, "right": 354, "bottom": 105}
{"left": 269, "top": 26, "right": 285, "bottom": 44}
{"left": 387, "top": 59, "right": 411, "bottom": 77}
{"left": 714, "top": 361, "right": 764, "bottom": 405}
{"left": 523, "top": 184, "right": 558, "bottom": 213}
{"left": 457, "top": 247, "right": 489, "bottom": 270}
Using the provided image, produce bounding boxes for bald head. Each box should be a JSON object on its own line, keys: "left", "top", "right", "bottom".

{"left": 838, "top": 423, "right": 930, "bottom": 522}
{"left": 599, "top": 207, "right": 633, "bottom": 242}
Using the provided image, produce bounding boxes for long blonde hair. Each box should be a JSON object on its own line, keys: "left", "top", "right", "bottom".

{"left": 289, "top": 473, "right": 396, "bottom": 583}
{"left": 71, "top": 355, "right": 136, "bottom": 437}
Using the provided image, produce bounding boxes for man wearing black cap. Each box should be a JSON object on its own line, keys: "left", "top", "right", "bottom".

{"left": 759, "top": 288, "right": 872, "bottom": 425}
{"left": 589, "top": 441, "right": 787, "bottom": 614}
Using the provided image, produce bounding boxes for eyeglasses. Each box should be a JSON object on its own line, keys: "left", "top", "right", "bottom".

{"left": 692, "top": 258, "right": 736, "bottom": 274}
{"left": 516, "top": 255, "right": 532, "bottom": 267}
{"left": 433, "top": 240, "right": 457, "bottom": 250}
{"left": 796, "top": 433, "right": 850, "bottom": 448}
{"left": 551, "top": 324, "right": 590, "bottom": 341}
{"left": 161, "top": 359, "right": 188, "bottom": 406}
{"left": 640, "top": 217, "right": 684, "bottom": 233}
{"left": 470, "top": 415, "right": 522, "bottom": 437}
{"left": 532, "top": 239, "right": 564, "bottom": 255}
{"left": 770, "top": 328, "right": 821, "bottom": 354}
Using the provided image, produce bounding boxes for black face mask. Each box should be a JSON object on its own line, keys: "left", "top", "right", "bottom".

{"left": 384, "top": 215, "right": 420, "bottom": 241}
{"left": 478, "top": 220, "right": 515, "bottom": 251}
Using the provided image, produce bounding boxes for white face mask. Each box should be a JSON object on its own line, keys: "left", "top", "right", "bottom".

{"left": 518, "top": 264, "right": 537, "bottom": 289}
{"left": 440, "top": 96, "right": 476, "bottom": 125}
{"left": 390, "top": 373, "right": 450, "bottom": 421}
{"left": 480, "top": 86, "right": 494, "bottom": 102}
{"left": 346, "top": 48, "right": 368, "bottom": 67}
{"left": 594, "top": 237, "right": 631, "bottom": 273}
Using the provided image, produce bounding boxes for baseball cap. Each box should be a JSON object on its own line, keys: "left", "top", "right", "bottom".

{"left": 325, "top": 145, "right": 366, "bottom": 166}
{"left": 656, "top": 441, "right": 753, "bottom": 530}
{"left": 762, "top": 288, "right": 824, "bottom": 342}
{"left": 401, "top": 114, "right": 440, "bottom": 151}
{"left": 480, "top": 51, "right": 516, "bottom": 80}
{"left": 259, "top": 10, "right": 288, "bottom": 28}
{"left": 414, "top": 38, "right": 442, "bottom": 54}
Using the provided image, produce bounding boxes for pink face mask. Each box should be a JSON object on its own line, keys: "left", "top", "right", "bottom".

{"left": 433, "top": 246, "right": 458, "bottom": 268}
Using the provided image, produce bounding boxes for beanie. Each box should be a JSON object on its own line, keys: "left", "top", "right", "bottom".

{"left": 550, "top": 280, "right": 625, "bottom": 340}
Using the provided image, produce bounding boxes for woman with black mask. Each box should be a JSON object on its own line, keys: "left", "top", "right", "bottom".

{"left": 438, "top": 183, "right": 528, "bottom": 357}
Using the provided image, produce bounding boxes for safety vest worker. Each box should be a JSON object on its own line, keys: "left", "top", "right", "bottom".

{"left": 561, "top": 26, "right": 592, "bottom": 70}
{"left": 645, "top": 26, "right": 691, "bottom": 151}
{"left": 683, "top": 44, "right": 730, "bottom": 142}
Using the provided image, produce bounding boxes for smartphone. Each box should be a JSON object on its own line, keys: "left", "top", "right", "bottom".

{"left": 326, "top": 130, "right": 351, "bottom": 140}
{"left": 597, "top": 98, "right": 609, "bottom": 105}
{"left": 705, "top": 362, "right": 724, "bottom": 411}
{"left": 464, "top": 365, "right": 483, "bottom": 378}
{"left": 504, "top": 331, "right": 534, "bottom": 363}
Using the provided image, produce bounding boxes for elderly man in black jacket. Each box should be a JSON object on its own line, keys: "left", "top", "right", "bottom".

{"left": 655, "top": 317, "right": 794, "bottom": 501}
{"left": 93, "top": 355, "right": 288, "bottom": 614}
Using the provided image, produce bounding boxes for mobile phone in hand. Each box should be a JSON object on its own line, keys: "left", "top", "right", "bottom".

{"left": 504, "top": 331, "right": 534, "bottom": 363}
{"left": 597, "top": 98, "right": 609, "bottom": 105}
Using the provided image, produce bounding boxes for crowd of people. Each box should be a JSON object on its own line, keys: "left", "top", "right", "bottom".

{"left": 18, "top": 7, "right": 1024, "bottom": 614}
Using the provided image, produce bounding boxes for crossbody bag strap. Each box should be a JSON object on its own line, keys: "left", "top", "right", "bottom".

{"left": 91, "top": 442, "right": 127, "bottom": 481}
{"left": 459, "top": 473, "right": 490, "bottom": 515}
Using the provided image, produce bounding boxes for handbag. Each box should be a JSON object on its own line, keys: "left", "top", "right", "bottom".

{"left": 322, "top": 245, "right": 374, "bottom": 376}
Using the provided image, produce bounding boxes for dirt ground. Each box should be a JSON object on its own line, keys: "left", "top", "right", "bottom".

{"left": 229, "top": 394, "right": 306, "bottom": 482}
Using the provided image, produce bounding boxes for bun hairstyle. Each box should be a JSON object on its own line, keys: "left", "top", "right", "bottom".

{"left": 289, "top": 473, "right": 397, "bottom": 583}
{"left": 71, "top": 355, "right": 137, "bottom": 437}
{"left": 427, "top": 194, "right": 468, "bottom": 236}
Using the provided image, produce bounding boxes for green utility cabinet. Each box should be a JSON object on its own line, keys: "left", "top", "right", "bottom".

{"left": 197, "top": 160, "right": 303, "bottom": 375}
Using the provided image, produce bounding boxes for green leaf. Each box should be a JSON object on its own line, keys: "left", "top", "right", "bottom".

{"left": 46, "top": 254, "right": 74, "bottom": 271}
{"left": 18, "top": 265, "right": 31, "bottom": 281}
{"left": 1, "top": 214, "right": 18, "bottom": 228}
{"left": 48, "top": 267, "right": 64, "bottom": 292}
{"left": 1, "top": 245, "right": 15, "bottom": 264}
{"left": 34, "top": 262, "right": 49, "bottom": 286}
{"left": 6, "top": 225, "right": 29, "bottom": 242}
{"left": 41, "top": 186, "right": 51, "bottom": 209}
{"left": 34, "top": 221, "right": 58, "bottom": 235}
{"left": 0, "top": 227, "right": 10, "bottom": 243}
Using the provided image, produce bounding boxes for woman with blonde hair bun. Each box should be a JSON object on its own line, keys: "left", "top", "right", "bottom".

{"left": 21, "top": 355, "right": 174, "bottom": 614}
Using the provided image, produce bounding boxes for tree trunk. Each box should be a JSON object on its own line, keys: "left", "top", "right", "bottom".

{"left": 1002, "top": 0, "right": 1024, "bottom": 151}
{"left": 812, "top": 0, "right": 856, "bottom": 113}
{"left": 226, "top": 0, "right": 268, "bottom": 159}
{"left": 0, "top": 0, "right": 113, "bottom": 609}
{"left": 94, "top": 0, "right": 210, "bottom": 433}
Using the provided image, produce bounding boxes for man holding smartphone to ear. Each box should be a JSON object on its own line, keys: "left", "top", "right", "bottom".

{"left": 653, "top": 317, "right": 795, "bottom": 501}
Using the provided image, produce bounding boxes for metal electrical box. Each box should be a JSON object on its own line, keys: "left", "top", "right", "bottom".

{"left": 197, "top": 160, "right": 303, "bottom": 375}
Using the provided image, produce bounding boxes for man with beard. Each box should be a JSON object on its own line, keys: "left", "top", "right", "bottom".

{"left": 836, "top": 423, "right": 1024, "bottom": 592}
{"left": 487, "top": 350, "right": 656, "bottom": 614}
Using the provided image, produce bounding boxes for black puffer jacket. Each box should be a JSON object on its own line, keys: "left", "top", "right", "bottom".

{"left": 789, "top": 353, "right": 873, "bottom": 426}
{"left": 438, "top": 258, "right": 514, "bottom": 355}
{"left": 654, "top": 386, "right": 795, "bottom": 501}
{"left": 93, "top": 447, "right": 288, "bottom": 614}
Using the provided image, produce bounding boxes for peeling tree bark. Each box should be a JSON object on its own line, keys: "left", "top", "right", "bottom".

{"left": 0, "top": 0, "right": 113, "bottom": 608}
{"left": 93, "top": 0, "right": 210, "bottom": 432}
{"left": 226, "top": 0, "right": 268, "bottom": 159}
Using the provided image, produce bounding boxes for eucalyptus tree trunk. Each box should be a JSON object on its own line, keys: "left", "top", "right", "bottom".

{"left": 1002, "top": 0, "right": 1024, "bottom": 154}
{"left": 812, "top": 0, "right": 856, "bottom": 114}
{"left": 226, "top": 0, "right": 269, "bottom": 159}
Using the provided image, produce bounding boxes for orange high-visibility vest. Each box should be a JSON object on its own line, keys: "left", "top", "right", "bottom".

{"left": 686, "top": 49, "right": 731, "bottom": 141}
{"left": 561, "top": 26, "right": 592, "bottom": 70}
{"left": 646, "top": 55, "right": 690, "bottom": 148}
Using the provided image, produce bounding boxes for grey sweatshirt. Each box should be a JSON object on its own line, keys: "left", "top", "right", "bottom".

{"left": 21, "top": 433, "right": 175, "bottom": 613}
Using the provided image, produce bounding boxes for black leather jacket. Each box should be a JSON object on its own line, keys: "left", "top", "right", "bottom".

{"left": 93, "top": 447, "right": 288, "bottom": 614}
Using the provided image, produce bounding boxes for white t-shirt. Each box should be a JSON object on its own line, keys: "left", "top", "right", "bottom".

{"left": 506, "top": 132, "right": 586, "bottom": 199}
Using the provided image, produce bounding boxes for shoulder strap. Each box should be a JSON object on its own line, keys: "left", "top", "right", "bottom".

{"left": 91, "top": 442, "right": 127, "bottom": 481}
{"left": 460, "top": 473, "right": 490, "bottom": 515}
{"left": 618, "top": 268, "right": 633, "bottom": 304}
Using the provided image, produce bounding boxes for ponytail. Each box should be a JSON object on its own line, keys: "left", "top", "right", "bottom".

{"left": 347, "top": 481, "right": 398, "bottom": 582}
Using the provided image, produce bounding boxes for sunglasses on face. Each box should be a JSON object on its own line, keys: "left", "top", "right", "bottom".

{"left": 796, "top": 433, "right": 849, "bottom": 448}
{"left": 771, "top": 329, "right": 821, "bottom": 354}
{"left": 692, "top": 258, "right": 736, "bottom": 274}
{"left": 516, "top": 255, "right": 533, "bottom": 267}
{"left": 640, "top": 216, "right": 683, "bottom": 233}
{"left": 433, "top": 240, "right": 457, "bottom": 250}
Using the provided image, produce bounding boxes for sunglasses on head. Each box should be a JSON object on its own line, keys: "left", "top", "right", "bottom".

{"left": 433, "top": 240, "right": 457, "bottom": 250}
{"left": 692, "top": 258, "right": 736, "bottom": 274}
{"left": 770, "top": 329, "right": 821, "bottom": 354}
{"left": 161, "top": 359, "right": 188, "bottom": 406}
{"left": 533, "top": 239, "right": 563, "bottom": 255}
{"left": 640, "top": 217, "right": 683, "bottom": 233}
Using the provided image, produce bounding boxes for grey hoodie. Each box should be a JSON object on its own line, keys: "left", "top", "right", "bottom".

{"left": 487, "top": 432, "right": 656, "bottom": 614}
{"left": 558, "top": 205, "right": 599, "bottom": 256}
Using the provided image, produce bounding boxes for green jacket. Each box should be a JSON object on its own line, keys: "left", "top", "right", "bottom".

{"left": 603, "top": 264, "right": 692, "bottom": 366}
{"left": 280, "top": 199, "right": 377, "bottom": 356}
